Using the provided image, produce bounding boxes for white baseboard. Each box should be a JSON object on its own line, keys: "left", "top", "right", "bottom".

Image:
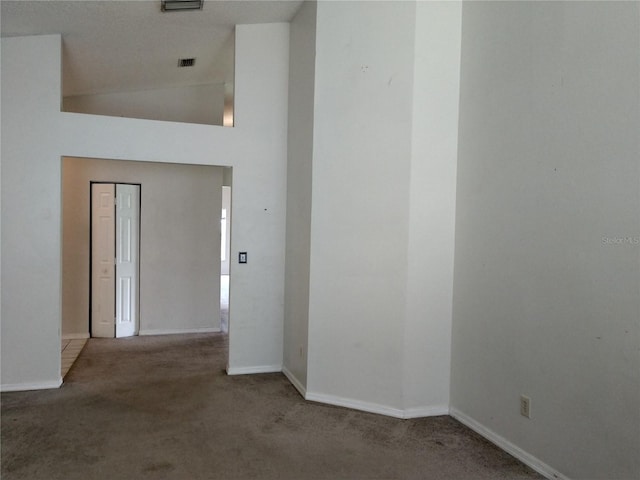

{"left": 1, "top": 378, "right": 63, "bottom": 392}
{"left": 138, "top": 327, "right": 220, "bottom": 336}
{"left": 449, "top": 407, "right": 569, "bottom": 480}
{"left": 404, "top": 405, "right": 450, "bottom": 418}
{"left": 226, "top": 364, "right": 282, "bottom": 375}
{"left": 305, "top": 391, "right": 450, "bottom": 419}
{"left": 304, "top": 391, "right": 403, "bottom": 418}
{"left": 282, "top": 366, "right": 307, "bottom": 397}
{"left": 62, "top": 333, "right": 89, "bottom": 340}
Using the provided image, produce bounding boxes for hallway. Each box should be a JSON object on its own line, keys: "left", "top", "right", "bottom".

{"left": 3, "top": 333, "right": 542, "bottom": 480}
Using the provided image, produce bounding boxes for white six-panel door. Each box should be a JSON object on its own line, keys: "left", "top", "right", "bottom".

{"left": 91, "top": 184, "right": 116, "bottom": 338}
{"left": 115, "top": 184, "right": 139, "bottom": 338}
{"left": 91, "top": 183, "right": 140, "bottom": 338}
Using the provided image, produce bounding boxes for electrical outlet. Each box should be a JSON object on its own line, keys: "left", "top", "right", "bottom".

{"left": 520, "top": 395, "right": 531, "bottom": 418}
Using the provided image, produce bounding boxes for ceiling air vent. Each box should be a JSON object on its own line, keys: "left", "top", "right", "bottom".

{"left": 162, "top": 0, "right": 204, "bottom": 12}
{"left": 178, "top": 58, "right": 196, "bottom": 68}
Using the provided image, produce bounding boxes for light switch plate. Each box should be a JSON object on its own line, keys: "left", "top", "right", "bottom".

{"left": 239, "top": 252, "right": 247, "bottom": 264}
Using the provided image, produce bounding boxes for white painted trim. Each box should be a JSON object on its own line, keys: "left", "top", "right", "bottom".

{"left": 305, "top": 391, "right": 406, "bottom": 418}
{"left": 138, "top": 327, "right": 220, "bottom": 336}
{"left": 62, "top": 333, "right": 90, "bottom": 340}
{"left": 1, "top": 378, "right": 63, "bottom": 392}
{"left": 449, "top": 407, "right": 570, "bottom": 480}
{"left": 304, "top": 392, "right": 450, "bottom": 419}
{"left": 226, "top": 364, "right": 282, "bottom": 375}
{"left": 282, "top": 366, "right": 307, "bottom": 397}
{"left": 404, "top": 405, "right": 450, "bottom": 418}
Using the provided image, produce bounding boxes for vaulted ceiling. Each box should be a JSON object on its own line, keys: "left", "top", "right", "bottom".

{"left": 1, "top": 0, "right": 304, "bottom": 97}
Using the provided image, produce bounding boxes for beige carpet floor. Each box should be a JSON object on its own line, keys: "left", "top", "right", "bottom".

{"left": 1, "top": 333, "right": 544, "bottom": 480}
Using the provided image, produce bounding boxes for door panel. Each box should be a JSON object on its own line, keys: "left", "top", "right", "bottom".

{"left": 119, "top": 277, "right": 131, "bottom": 322}
{"left": 91, "top": 184, "right": 116, "bottom": 338}
{"left": 115, "top": 184, "right": 139, "bottom": 338}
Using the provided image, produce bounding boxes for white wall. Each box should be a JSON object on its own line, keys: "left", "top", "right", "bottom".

{"left": 306, "top": 1, "right": 416, "bottom": 414}
{"left": 403, "top": 1, "right": 461, "bottom": 414}
{"left": 62, "top": 157, "right": 222, "bottom": 337}
{"left": 451, "top": 2, "right": 640, "bottom": 479}
{"left": 1, "top": 35, "right": 64, "bottom": 390}
{"left": 283, "top": 0, "right": 317, "bottom": 394}
{"left": 226, "top": 23, "right": 289, "bottom": 373}
{"left": 1, "top": 24, "right": 289, "bottom": 389}
{"left": 63, "top": 83, "right": 225, "bottom": 125}
{"left": 294, "top": 1, "right": 460, "bottom": 418}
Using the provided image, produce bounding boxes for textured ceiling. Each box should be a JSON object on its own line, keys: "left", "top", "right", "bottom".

{"left": 1, "top": 0, "right": 304, "bottom": 96}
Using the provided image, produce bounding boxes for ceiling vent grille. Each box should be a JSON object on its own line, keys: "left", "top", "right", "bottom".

{"left": 178, "top": 58, "right": 196, "bottom": 68}
{"left": 162, "top": 0, "right": 204, "bottom": 12}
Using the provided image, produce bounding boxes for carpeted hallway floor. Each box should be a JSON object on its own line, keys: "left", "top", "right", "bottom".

{"left": 1, "top": 333, "right": 543, "bottom": 480}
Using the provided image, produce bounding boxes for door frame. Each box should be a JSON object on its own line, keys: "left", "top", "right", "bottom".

{"left": 89, "top": 181, "right": 142, "bottom": 337}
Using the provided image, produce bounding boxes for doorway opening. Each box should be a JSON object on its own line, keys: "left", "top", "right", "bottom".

{"left": 61, "top": 157, "right": 227, "bottom": 379}
{"left": 90, "top": 182, "right": 141, "bottom": 338}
